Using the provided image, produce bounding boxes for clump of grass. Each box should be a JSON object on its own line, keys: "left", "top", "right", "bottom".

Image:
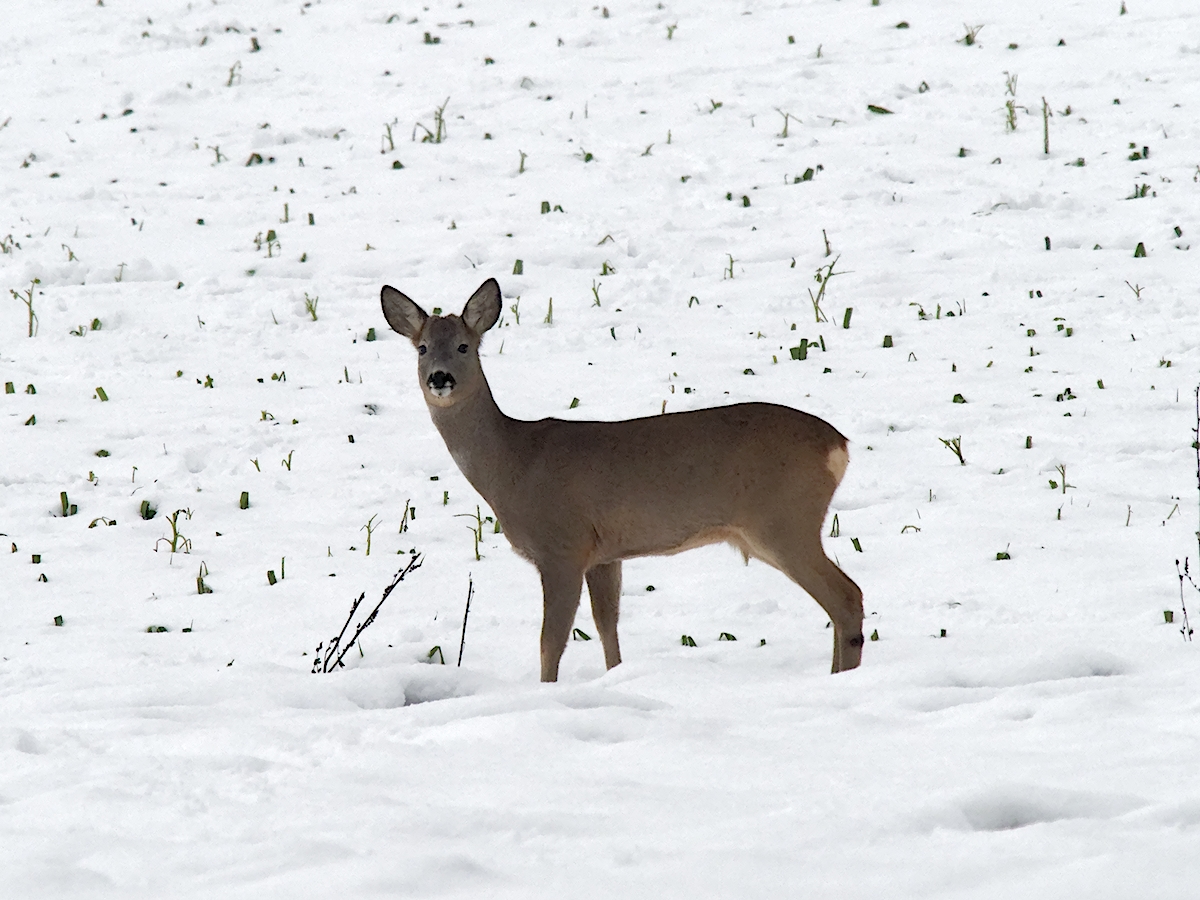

{"left": 958, "top": 24, "right": 984, "bottom": 46}
{"left": 1048, "top": 463, "right": 1074, "bottom": 493}
{"left": 262, "top": 229, "right": 281, "bottom": 256}
{"left": 414, "top": 97, "right": 450, "bottom": 143}
{"left": 455, "top": 505, "right": 484, "bottom": 560}
{"left": 775, "top": 108, "right": 796, "bottom": 138}
{"left": 155, "top": 508, "right": 193, "bottom": 554}
{"left": 10, "top": 278, "right": 39, "bottom": 337}
{"left": 808, "top": 257, "right": 842, "bottom": 323}
{"left": 381, "top": 118, "right": 397, "bottom": 153}
{"left": 304, "top": 292, "right": 319, "bottom": 320}
{"left": 197, "top": 561, "right": 213, "bottom": 594}
{"left": 939, "top": 436, "right": 965, "bottom": 465}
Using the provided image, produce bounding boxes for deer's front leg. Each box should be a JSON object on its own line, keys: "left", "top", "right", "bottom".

{"left": 538, "top": 562, "right": 585, "bottom": 682}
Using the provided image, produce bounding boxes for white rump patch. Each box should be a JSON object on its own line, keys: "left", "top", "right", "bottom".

{"left": 826, "top": 445, "right": 849, "bottom": 486}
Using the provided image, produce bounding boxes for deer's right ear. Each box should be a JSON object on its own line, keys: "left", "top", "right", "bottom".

{"left": 381, "top": 285, "right": 428, "bottom": 343}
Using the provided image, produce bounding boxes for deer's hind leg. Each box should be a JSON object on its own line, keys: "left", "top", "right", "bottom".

{"left": 585, "top": 561, "right": 623, "bottom": 670}
{"left": 752, "top": 526, "right": 864, "bottom": 673}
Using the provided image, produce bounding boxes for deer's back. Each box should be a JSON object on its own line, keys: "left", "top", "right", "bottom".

{"left": 499, "top": 402, "right": 847, "bottom": 563}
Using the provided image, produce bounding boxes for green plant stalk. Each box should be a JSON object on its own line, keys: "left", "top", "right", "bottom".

{"left": 808, "top": 256, "right": 841, "bottom": 323}
{"left": 939, "top": 436, "right": 965, "bottom": 465}
{"left": 361, "top": 514, "right": 378, "bottom": 556}
{"left": 10, "top": 278, "right": 40, "bottom": 336}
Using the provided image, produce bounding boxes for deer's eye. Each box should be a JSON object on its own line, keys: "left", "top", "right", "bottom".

{"left": 418, "top": 345, "right": 427, "bottom": 355}
{"left": 457, "top": 343, "right": 468, "bottom": 354}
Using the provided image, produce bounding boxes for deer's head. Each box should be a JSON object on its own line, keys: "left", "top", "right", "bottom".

{"left": 380, "top": 278, "right": 502, "bottom": 409}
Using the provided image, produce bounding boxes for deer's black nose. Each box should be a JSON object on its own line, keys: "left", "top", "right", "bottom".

{"left": 429, "top": 371, "right": 456, "bottom": 390}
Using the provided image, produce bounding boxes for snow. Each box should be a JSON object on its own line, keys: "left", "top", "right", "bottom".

{"left": 3, "top": 0, "right": 1200, "bottom": 895}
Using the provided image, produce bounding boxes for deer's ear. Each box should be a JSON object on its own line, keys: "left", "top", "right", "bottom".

{"left": 462, "top": 278, "right": 501, "bottom": 334}
{"left": 381, "top": 285, "right": 428, "bottom": 343}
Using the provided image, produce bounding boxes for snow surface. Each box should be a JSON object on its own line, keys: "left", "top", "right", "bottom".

{"left": 3, "top": 0, "right": 1200, "bottom": 895}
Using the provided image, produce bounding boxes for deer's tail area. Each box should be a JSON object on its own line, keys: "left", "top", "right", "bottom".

{"left": 824, "top": 441, "right": 850, "bottom": 490}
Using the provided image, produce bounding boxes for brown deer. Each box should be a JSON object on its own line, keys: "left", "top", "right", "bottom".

{"left": 381, "top": 278, "right": 864, "bottom": 681}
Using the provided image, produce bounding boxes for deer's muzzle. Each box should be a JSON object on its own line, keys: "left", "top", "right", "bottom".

{"left": 427, "top": 370, "right": 456, "bottom": 397}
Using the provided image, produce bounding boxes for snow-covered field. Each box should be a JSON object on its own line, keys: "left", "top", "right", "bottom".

{"left": 3, "top": 0, "right": 1200, "bottom": 895}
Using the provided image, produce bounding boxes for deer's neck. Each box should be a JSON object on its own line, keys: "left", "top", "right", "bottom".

{"left": 427, "top": 379, "right": 522, "bottom": 502}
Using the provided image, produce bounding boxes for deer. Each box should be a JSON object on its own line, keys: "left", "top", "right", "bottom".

{"left": 380, "top": 278, "right": 864, "bottom": 682}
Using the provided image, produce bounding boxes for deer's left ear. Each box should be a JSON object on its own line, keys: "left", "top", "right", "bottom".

{"left": 462, "top": 278, "right": 501, "bottom": 334}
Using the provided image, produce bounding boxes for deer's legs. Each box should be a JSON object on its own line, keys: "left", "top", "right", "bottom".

{"left": 538, "top": 563, "right": 584, "bottom": 682}
{"left": 585, "top": 561, "right": 623, "bottom": 670}
{"left": 832, "top": 561, "right": 866, "bottom": 671}
{"left": 772, "top": 539, "right": 864, "bottom": 673}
